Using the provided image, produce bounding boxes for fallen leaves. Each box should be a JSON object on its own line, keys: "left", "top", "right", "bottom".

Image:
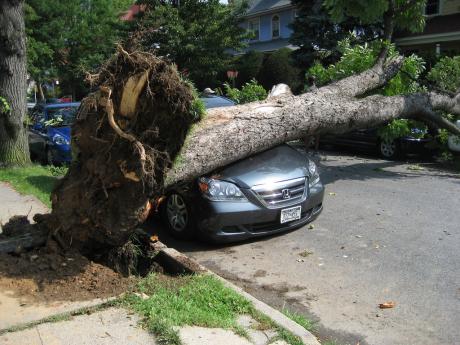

{"left": 298, "top": 250, "right": 314, "bottom": 257}
{"left": 407, "top": 165, "right": 424, "bottom": 171}
{"left": 379, "top": 301, "right": 396, "bottom": 309}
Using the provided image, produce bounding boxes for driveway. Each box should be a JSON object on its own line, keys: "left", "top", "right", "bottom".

{"left": 154, "top": 151, "right": 460, "bottom": 345}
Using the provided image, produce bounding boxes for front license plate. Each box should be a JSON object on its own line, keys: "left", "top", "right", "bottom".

{"left": 280, "top": 206, "right": 302, "bottom": 224}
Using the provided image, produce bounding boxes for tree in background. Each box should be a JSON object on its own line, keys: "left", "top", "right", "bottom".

{"left": 290, "top": 0, "right": 380, "bottom": 70}
{"left": 232, "top": 50, "right": 264, "bottom": 88}
{"left": 26, "top": 0, "right": 131, "bottom": 100}
{"left": 0, "top": 0, "right": 30, "bottom": 166}
{"left": 257, "top": 48, "right": 303, "bottom": 92}
{"left": 132, "top": 0, "right": 248, "bottom": 90}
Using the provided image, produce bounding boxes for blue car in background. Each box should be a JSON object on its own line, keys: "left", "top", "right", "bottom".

{"left": 28, "top": 102, "right": 80, "bottom": 165}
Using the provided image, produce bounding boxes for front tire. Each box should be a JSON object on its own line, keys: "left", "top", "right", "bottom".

{"left": 162, "top": 193, "right": 195, "bottom": 240}
{"left": 45, "top": 147, "right": 55, "bottom": 166}
{"left": 378, "top": 140, "right": 400, "bottom": 159}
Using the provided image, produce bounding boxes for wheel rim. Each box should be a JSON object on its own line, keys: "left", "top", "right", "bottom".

{"left": 166, "top": 194, "right": 188, "bottom": 232}
{"left": 380, "top": 141, "right": 396, "bottom": 158}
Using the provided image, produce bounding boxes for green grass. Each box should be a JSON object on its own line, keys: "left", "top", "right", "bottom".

{"left": 122, "top": 273, "right": 305, "bottom": 345}
{"left": 0, "top": 165, "right": 67, "bottom": 207}
{"left": 282, "top": 309, "right": 316, "bottom": 332}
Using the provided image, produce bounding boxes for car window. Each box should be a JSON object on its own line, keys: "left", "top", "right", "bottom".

{"left": 30, "top": 108, "right": 44, "bottom": 124}
{"left": 201, "top": 96, "right": 235, "bottom": 109}
{"left": 45, "top": 106, "right": 78, "bottom": 126}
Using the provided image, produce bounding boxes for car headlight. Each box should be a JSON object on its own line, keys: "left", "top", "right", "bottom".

{"left": 53, "top": 134, "right": 69, "bottom": 145}
{"left": 198, "top": 177, "right": 248, "bottom": 202}
{"left": 308, "top": 160, "right": 320, "bottom": 187}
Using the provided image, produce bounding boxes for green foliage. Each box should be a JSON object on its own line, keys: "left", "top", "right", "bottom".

{"left": 47, "top": 165, "right": 68, "bottom": 177}
{"left": 232, "top": 50, "right": 265, "bottom": 87}
{"left": 224, "top": 79, "right": 267, "bottom": 104}
{"left": 324, "top": 0, "right": 426, "bottom": 33}
{"left": 378, "top": 119, "right": 427, "bottom": 142}
{"left": 257, "top": 48, "right": 303, "bottom": 92}
{"left": 289, "top": 0, "right": 379, "bottom": 69}
{"left": 307, "top": 39, "right": 425, "bottom": 96}
{"left": 123, "top": 274, "right": 254, "bottom": 345}
{"left": 134, "top": 0, "right": 248, "bottom": 90}
{"left": 282, "top": 309, "right": 316, "bottom": 332}
{"left": 182, "top": 78, "right": 206, "bottom": 121}
{"left": 427, "top": 56, "right": 460, "bottom": 93}
{"left": 25, "top": 0, "right": 131, "bottom": 99}
{"left": 0, "top": 96, "right": 10, "bottom": 114}
{"left": 308, "top": 40, "right": 427, "bottom": 141}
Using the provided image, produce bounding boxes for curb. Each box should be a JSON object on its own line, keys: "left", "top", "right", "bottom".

{"left": 154, "top": 242, "right": 321, "bottom": 345}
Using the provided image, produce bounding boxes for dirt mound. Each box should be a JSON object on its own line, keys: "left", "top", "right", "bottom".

{"left": 0, "top": 248, "right": 137, "bottom": 303}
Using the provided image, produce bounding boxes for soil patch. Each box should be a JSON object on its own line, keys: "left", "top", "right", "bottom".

{"left": 0, "top": 248, "right": 137, "bottom": 303}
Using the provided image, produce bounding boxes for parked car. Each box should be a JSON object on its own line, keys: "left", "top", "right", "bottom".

{"left": 448, "top": 120, "right": 460, "bottom": 153}
{"left": 319, "top": 127, "right": 435, "bottom": 159}
{"left": 160, "top": 95, "right": 324, "bottom": 243}
{"left": 28, "top": 102, "right": 80, "bottom": 165}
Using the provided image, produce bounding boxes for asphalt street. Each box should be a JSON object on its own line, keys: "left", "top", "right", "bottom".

{"left": 153, "top": 151, "right": 460, "bottom": 345}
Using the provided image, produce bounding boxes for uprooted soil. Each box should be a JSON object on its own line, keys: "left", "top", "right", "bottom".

{"left": 0, "top": 247, "right": 137, "bottom": 303}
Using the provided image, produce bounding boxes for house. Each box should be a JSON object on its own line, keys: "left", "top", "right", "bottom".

{"left": 236, "top": 0, "right": 297, "bottom": 54}
{"left": 394, "top": 0, "right": 460, "bottom": 57}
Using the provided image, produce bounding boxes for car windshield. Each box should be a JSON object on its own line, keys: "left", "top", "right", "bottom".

{"left": 46, "top": 106, "right": 78, "bottom": 126}
{"left": 201, "top": 96, "right": 235, "bottom": 109}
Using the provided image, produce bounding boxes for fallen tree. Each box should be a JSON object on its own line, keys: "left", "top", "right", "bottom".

{"left": 30, "top": 45, "right": 459, "bottom": 258}
{"left": 3, "top": 1, "right": 460, "bottom": 268}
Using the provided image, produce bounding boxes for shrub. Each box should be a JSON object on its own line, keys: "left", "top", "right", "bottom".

{"left": 224, "top": 79, "right": 267, "bottom": 104}
{"left": 427, "top": 56, "right": 460, "bottom": 94}
{"left": 257, "top": 48, "right": 303, "bottom": 92}
{"left": 233, "top": 50, "right": 265, "bottom": 87}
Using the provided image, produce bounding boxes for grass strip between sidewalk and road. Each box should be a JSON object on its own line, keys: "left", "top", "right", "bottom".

{"left": 121, "top": 273, "right": 310, "bottom": 345}
{"left": 0, "top": 165, "right": 67, "bottom": 208}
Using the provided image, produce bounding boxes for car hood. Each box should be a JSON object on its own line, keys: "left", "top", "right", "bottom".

{"left": 216, "top": 145, "right": 309, "bottom": 189}
{"left": 47, "top": 126, "right": 71, "bottom": 141}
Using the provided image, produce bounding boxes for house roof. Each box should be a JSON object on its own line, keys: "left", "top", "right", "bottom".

{"left": 245, "top": 0, "right": 293, "bottom": 16}
{"left": 234, "top": 38, "right": 298, "bottom": 54}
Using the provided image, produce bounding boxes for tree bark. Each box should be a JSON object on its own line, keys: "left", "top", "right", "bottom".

{"left": 0, "top": 0, "right": 30, "bottom": 166}
{"left": 40, "top": 48, "right": 460, "bottom": 254}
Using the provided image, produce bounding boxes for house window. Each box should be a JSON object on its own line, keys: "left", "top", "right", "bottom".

{"left": 425, "top": 0, "right": 440, "bottom": 15}
{"left": 272, "top": 15, "right": 280, "bottom": 39}
{"left": 248, "top": 18, "right": 260, "bottom": 41}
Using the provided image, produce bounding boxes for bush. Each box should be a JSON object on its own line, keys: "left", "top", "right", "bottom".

{"left": 257, "top": 48, "right": 303, "bottom": 92}
{"left": 224, "top": 79, "right": 267, "bottom": 104}
{"left": 233, "top": 51, "right": 265, "bottom": 87}
{"left": 427, "top": 56, "right": 460, "bottom": 94}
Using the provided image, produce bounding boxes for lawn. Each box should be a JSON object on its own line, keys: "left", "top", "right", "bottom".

{"left": 0, "top": 165, "right": 67, "bottom": 208}
{"left": 122, "top": 273, "right": 309, "bottom": 345}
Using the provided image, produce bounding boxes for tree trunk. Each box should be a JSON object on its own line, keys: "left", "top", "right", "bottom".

{"left": 39, "top": 48, "right": 460, "bottom": 255}
{"left": 0, "top": 0, "right": 30, "bottom": 166}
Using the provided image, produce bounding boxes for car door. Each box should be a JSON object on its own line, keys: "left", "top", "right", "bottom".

{"left": 28, "top": 107, "right": 48, "bottom": 160}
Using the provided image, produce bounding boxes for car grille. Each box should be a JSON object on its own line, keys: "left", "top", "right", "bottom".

{"left": 251, "top": 177, "right": 307, "bottom": 208}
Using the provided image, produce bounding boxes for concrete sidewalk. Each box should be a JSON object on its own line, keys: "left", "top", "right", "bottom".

{"left": 0, "top": 182, "right": 48, "bottom": 226}
{"left": 0, "top": 307, "right": 292, "bottom": 345}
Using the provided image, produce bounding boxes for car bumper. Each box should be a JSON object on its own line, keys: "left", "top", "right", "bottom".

{"left": 192, "top": 182, "right": 325, "bottom": 243}
{"left": 400, "top": 137, "right": 433, "bottom": 154}
{"left": 50, "top": 145, "right": 72, "bottom": 163}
